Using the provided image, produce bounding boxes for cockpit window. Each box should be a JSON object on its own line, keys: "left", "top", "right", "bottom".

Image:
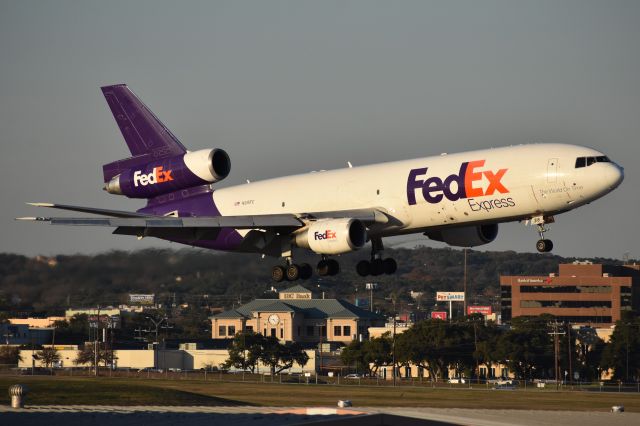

{"left": 575, "top": 156, "right": 610, "bottom": 168}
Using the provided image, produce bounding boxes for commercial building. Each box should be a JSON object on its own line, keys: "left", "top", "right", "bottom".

{"left": 18, "top": 347, "right": 318, "bottom": 373}
{"left": 0, "top": 323, "right": 53, "bottom": 345}
{"left": 211, "top": 285, "right": 385, "bottom": 343}
{"left": 8, "top": 317, "right": 65, "bottom": 328}
{"left": 500, "top": 262, "right": 639, "bottom": 326}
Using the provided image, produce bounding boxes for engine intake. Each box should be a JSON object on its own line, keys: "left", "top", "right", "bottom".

{"left": 425, "top": 224, "right": 498, "bottom": 247}
{"left": 295, "top": 218, "right": 367, "bottom": 255}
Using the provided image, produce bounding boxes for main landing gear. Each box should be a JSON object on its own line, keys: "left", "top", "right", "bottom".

{"left": 532, "top": 216, "right": 554, "bottom": 253}
{"left": 272, "top": 262, "right": 313, "bottom": 282}
{"left": 356, "top": 238, "right": 398, "bottom": 277}
{"left": 271, "top": 256, "right": 339, "bottom": 282}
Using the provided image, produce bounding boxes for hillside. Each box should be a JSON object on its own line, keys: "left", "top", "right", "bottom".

{"left": 0, "top": 247, "right": 629, "bottom": 315}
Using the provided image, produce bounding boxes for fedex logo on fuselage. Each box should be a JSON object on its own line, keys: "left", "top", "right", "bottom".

{"left": 314, "top": 230, "right": 337, "bottom": 240}
{"left": 407, "top": 160, "right": 508, "bottom": 205}
{"left": 133, "top": 166, "right": 174, "bottom": 187}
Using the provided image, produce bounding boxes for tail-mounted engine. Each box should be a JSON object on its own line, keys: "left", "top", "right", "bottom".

{"left": 104, "top": 148, "right": 230, "bottom": 198}
{"left": 295, "top": 218, "right": 367, "bottom": 255}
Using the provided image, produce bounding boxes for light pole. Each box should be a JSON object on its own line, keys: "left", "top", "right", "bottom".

{"left": 366, "top": 283, "right": 378, "bottom": 312}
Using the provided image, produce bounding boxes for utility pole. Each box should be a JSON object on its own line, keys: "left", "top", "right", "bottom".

{"left": 567, "top": 323, "right": 573, "bottom": 386}
{"left": 548, "top": 321, "right": 565, "bottom": 390}
{"left": 95, "top": 306, "right": 101, "bottom": 377}
{"left": 391, "top": 313, "right": 397, "bottom": 387}
{"left": 463, "top": 248, "right": 468, "bottom": 316}
{"left": 145, "top": 315, "right": 168, "bottom": 344}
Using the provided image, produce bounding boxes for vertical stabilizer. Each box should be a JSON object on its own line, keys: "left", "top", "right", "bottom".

{"left": 101, "top": 84, "right": 187, "bottom": 157}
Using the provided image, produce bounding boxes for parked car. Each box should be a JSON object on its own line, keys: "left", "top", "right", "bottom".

{"left": 487, "top": 378, "right": 515, "bottom": 385}
{"left": 344, "top": 373, "right": 361, "bottom": 379}
{"left": 447, "top": 377, "right": 467, "bottom": 384}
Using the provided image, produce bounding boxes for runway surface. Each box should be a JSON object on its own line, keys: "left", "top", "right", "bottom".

{"left": 1, "top": 405, "right": 638, "bottom": 425}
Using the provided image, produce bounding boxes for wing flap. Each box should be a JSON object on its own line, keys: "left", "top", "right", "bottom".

{"left": 23, "top": 215, "right": 304, "bottom": 229}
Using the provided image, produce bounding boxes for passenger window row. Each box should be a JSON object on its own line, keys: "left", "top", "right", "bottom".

{"left": 575, "top": 156, "right": 610, "bottom": 168}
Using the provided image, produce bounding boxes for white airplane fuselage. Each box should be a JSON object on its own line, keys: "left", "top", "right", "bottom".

{"left": 212, "top": 143, "right": 623, "bottom": 240}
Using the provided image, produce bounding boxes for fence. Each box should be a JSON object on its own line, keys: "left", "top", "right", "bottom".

{"left": 1, "top": 365, "right": 639, "bottom": 393}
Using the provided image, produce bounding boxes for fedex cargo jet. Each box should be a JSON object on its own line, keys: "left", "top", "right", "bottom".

{"left": 19, "top": 84, "right": 624, "bottom": 281}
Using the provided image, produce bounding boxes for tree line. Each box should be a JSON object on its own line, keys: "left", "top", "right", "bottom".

{"left": 1, "top": 247, "right": 627, "bottom": 314}
{"left": 341, "top": 314, "right": 640, "bottom": 382}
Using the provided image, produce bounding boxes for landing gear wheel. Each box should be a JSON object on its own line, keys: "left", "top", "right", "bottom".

{"left": 299, "top": 263, "right": 313, "bottom": 280}
{"left": 536, "top": 239, "right": 553, "bottom": 253}
{"left": 286, "top": 264, "right": 300, "bottom": 281}
{"left": 272, "top": 265, "right": 285, "bottom": 282}
{"left": 370, "top": 259, "right": 384, "bottom": 276}
{"left": 326, "top": 259, "right": 340, "bottom": 276}
{"left": 383, "top": 258, "right": 397, "bottom": 274}
{"left": 317, "top": 260, "right": 330, "bottom": 277}
{"left": 356, "top": 260, "right": 371, "bottom": 277}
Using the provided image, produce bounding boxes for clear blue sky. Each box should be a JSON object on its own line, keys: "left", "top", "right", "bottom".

{"left": 1, "top": 1, "right": 638, "bottom": 258}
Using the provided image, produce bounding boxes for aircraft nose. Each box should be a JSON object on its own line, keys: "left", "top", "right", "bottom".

{"left": 606, "top": 162, "right": 624, "bottom": 190}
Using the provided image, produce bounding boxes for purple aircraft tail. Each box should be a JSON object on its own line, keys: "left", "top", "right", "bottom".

{"left": 101, "top": 84, "right": 187, "bottom": 182}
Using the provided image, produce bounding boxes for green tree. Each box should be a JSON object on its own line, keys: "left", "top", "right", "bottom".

{"left": 74, "top": 344, "right": 115, "bottom": 368}
{"left": 472, "top": 319, "right": 502, "bottom": 379}
{"left": 34, "top": 347, "right": 60, "bottom": 368}
{"left": 601, "top": 315, "right": 640, "bottom": 381}
{"left": 363, "top": 333, "right": 393, "bottom": 378}
{"left": 574, "top": 327, "right": 606, "bottom": 381}
{"left": 340, "top": 340, "right": 369, "bottom": 375}
{"left": 0, "top": 346, "right": 23, "bottom": 365}
{"left": 223, "top": 331, "right": 264, "bottom": 373}
{"left": 258, "top": 336, "right": 309, "bottom": 376}
{"left": 395, "top": 320, "right": 471, "bottom": 382}
{"left": 497, "top": 316, "right": 554, "bottom": 380}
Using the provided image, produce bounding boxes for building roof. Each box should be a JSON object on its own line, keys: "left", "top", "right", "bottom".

{"left": 212, "top": 298, "right": 383, "bottom": 321}
{"left": 280, "top": 284, "right": 312, "bottom": 294}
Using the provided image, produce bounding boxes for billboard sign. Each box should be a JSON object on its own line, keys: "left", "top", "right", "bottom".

{"left": 436, "top": 291, "right": 465, "bottom": 301}
{"left": 467, "top": 306, "right": 492, "bottom": 315}
{"left": 431, "top": 311, "right": 447, "bottom": 320}
{"left": 355, "top": 297, "right": 369, "bottom": 308}
{"left": 129, "top": 294, "right": 155, "bottom": 305}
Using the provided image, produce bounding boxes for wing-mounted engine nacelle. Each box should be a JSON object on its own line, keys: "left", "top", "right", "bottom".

{"left": 295, "top": 218, "right": 367, "bottom": 255}
{"left": 425, "top": 224, "right": 498, "bottom": 247}
{"left": 105, "top": 148, "right": 230, "bottom": 198}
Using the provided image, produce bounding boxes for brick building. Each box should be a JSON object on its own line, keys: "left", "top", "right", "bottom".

{"left": 500, "top": 262, "right": 639, "bottom": 326}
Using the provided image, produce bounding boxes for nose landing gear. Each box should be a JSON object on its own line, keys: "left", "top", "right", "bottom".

{"left": 532, "top": 215, "right": 554, "bottom": 253}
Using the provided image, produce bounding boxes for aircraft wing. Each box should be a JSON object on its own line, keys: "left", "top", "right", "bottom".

{"left": 17, "top": 203, "right": 391, "bottom": 242}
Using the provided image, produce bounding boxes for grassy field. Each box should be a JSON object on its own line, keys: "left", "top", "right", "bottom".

{"left": 1, "top": 376, "right": 640, "bottom": 412}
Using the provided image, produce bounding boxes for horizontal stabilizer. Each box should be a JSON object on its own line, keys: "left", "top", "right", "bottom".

{"left": 26, "top": 202, "right": 152, "bottom": 218}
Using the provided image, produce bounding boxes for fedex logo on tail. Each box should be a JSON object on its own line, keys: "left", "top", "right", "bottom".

{"left": 133, "top": 166, "right": 174, "bottom": 187}
{"left": 407, "top": 160, "right": 508, "bottom": 205}
{"left": 314, "top": 230, "right": 337, "bottom": 240}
